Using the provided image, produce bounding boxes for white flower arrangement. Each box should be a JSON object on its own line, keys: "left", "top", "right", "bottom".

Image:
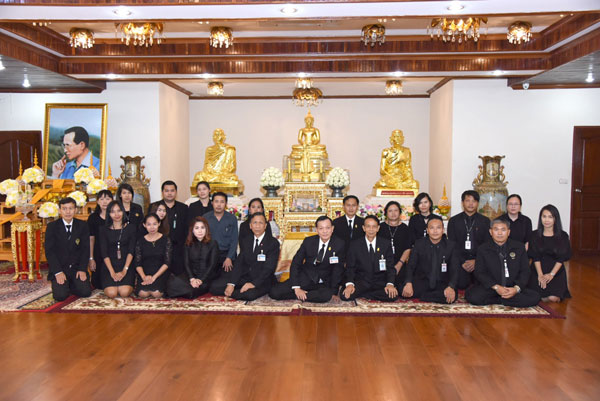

{"left": 260, "top": 167, "right": 284, "bottom": 188}
{"left": 5, "top": 191, "right": 18, "bottom": 207}
{"left": 67, "top": 190, "right": 87, "bottom": 207}
{"left": 326, "top": 167, "right": 350, "bottom": 188}
{"left": 0, "top": 179, "right": 19, "bottom": 195}
{"left": 38, "top": 202, "right": 59, "bottom": 218}
{"left": 22, "top": 167, "right": 44, "bottom": 184}
{"left": 87, "top": 179, "right": 108, "bottom": 195}
{"left": 74, "top": 168, "right": 94, "bottom": 184}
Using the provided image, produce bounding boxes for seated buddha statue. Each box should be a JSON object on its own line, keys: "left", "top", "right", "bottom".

{"left": 373, "top": 129, "right": 419, "bottom": 194}
{"left": 288, "top": 110, "right": 330, "bottom": 182}
{"left": 191, "top": 129, "right": 243, "bottom": 194}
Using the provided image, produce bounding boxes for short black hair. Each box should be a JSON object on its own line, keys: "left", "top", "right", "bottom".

{"left": 315, "top": 215, "right": 333, "bottom": 227}
{"left": 116, "top": 183, "right": 134, "bottom": 201}
{"left": 161, "top": 180, "right": 177, "bottom": 191}
{"left": 64, "top": 126, "right": 89, "bottom": 148}
{"left": 59, "top": 197, "right": 77, "bottom": 207}
{"left": 212, "top": 192, "right": 228, "bottom": 202}
{"left": 426, "top": 215, "right": 444, "bottom": 226}
{"left": 461, "top": 190, "right": 480, "bottom": 202}
{"left": 94, "top": 190, "right": 114, "bottom": 213}
{"left": 143, "top": 212, "right": 161, "bottom": 225}
{"left": 384, "top": 201, "right": 401, "bottom": 216}
{"left": 363, "top": 215, "right": 380, "bottom": 225}
{"left": 249, "top": 212, "right": 267, "bottom": 223}
{"left": 506, "top": 194, "right": 522, "bottom": 205}
{"left": 343, "top": 195, "right": 359, "bottom": 205}
{"left": 491, "top": 218, "right": 510, "bottom": 229}
{"left": 196, "top": 181, "right": 210, "bottom": 191}
{"left": 413, "top": 192, "right": 434, "bottom": 213}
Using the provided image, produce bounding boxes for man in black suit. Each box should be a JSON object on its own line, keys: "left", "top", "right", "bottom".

{"left": 269, "top": 216, "right": 345, "bottom": 303}
{"left": 332, "top": 195, "right": 364, "bottom": 248}
{"left": 341, "top": 215, "right": 398, "bottom": 302}
{"left": 148, "top": 180, "right": 188, "bottom": 276}
{"left": 45, "top": 197, "right": 92, "bottom": 301}
{"left": 402, "top": 217, "right": 458, "bottom": 304}
{"left": 465, "top": 219, "right": 540, "bottom": 307}
{"left": 209, "top": 213, "right": 279, "bottom": 301}
{"left": 447, "top": 190, "right": 491, "bottom": 289}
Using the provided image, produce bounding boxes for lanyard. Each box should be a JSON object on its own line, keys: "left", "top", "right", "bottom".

{"left": 463, "top": 216, "right": 476, "bottom": 238}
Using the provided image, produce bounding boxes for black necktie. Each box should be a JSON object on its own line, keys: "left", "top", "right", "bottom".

{"left": 316, "top": 243, "right": 326, "bottom": 264}
{"left": 348, "top": 220, "right": 353, "bottom": 239}
{"left": 66, "top": 224, "right": 72, "bottom": 240}
{"left": 369, "top": 243, "right": 375, "bottom": 265}
{"left": 430, "top": 244, "right": 440, "bottom": 289}
{"left": 254, "top": 238, "right": 260, "bottom": 253}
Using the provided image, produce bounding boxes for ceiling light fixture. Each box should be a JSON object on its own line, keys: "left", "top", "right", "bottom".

{"left": 393, "top": 71, "right": 404, "bottom": 77}
{"left": 0, "top": 57, "right": 5, "bottom": 71}
{"left": 280, "top": 5, "right": 298, "bottom": 15}
{"left": 293, "top": 86, "right": 323, "bottom": 107}
{"left": 295, "top": 77, "right": 313, "bottom": 89}
{"left": 22, "top": 74, "right": 31, "bottom": 88}
{"left": 385, "top": 80, "right": 403, "bottom": 95}
{"left": 106, "top": 73, "right": 118, "bottom": 80}
{"left": 116, "top": 22, "right": 164, "bottom": 47}
{"left": 113, "top": 7, "right": 132, "bottom": 17}
{"left": 210, "top": 26, "right": 233, "bottom": 48}
{"left": 69, "top": 28, "right": 95, "bottom": 49}
{"left": 586, "top": 72, "right": 594, "bottom": 83}
{"left": 207, "top": 81, "right": 224, "bottom": 96}
{"left": 32, "top": 21, "right": 51, "bottom": 27}
{"left": 362, "top": 24, "right": 386, "bottom": 47}
{"left": 429, "top": 17, "right": 487, "bottom": 43}
{"left": 493, "top": 70, "right": 504, "bottom": 76}
{"left": 447, "top": 2, "right": 465, "bottom": 12}
{"left": 507, "top": 21, "right": 532, "bottom": 44}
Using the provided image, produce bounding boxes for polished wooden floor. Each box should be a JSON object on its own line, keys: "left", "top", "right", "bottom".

{"left": 1, "top": 258, "right": 599, "bottom": 401}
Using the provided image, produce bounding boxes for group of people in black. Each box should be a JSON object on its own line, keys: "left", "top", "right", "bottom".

{"left": 45, "top": 180, "right": 572, "bottom": 307}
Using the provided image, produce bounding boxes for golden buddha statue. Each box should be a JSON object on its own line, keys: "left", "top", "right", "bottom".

{"left": 191, "top": 129, "right": 243, "bottom": 195}
{"left": 287, "top": 110, "right": 330, "bottom": 182}
{"left": 373, "top": 129, "right": 419, "bottom": 196}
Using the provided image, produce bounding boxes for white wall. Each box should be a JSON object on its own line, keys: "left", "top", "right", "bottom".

{"left": 189, "top": 98, "right": 431, "bottom": 200}
{"left": 429, "top": 80, "right": 454, "bottom": 204}
{"left": 159, "top": 84, "right": 191, "bottom": 199}
{"left": 0, "top": 82, "right": 164, "bottom": 200}
{"left": 450, "top": 79, "right": 600, "bottom": 230}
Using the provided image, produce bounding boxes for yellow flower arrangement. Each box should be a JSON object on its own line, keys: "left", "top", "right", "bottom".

{"left": 87, "top": 179, "right": 108, "bottom": 195}
{"left": 74, "top": 168, "right": 94, "bottom": 184}
{"left": 38, "top": 202, "right": 59, "bottom": 218}
{"left": 67, "top": 191, "right": 87, "bottom": 207}
{"left": 0, "top": 179, "right": 19, "bottom": 195}
{"left": 22, "top": 167, "right": 45, "bottom": 184}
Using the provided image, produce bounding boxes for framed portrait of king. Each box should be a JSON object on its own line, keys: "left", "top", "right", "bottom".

{"left": 42, "top": 103, "right": 108, "bottom": 179}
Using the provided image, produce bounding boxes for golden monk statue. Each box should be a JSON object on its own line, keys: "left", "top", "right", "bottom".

{"left": 373, "top": 129, "right": 419, "bottom": 195}
{"left": 191, "top": 129, "right": 243, "bottom": 195}
{"left": 287, "top": 110, "right": 330, "bottom": 182}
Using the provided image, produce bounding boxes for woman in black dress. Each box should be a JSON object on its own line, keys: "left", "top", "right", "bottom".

{"left": 166, "top": 216, "right": 219, "bottom": 298}
{"left": 528, "top": 204, "right": 572, "bottom": 302}
{"left": 499, "top": 194, "right": 533, "bottom": 250}
{"left": 100, "top": 200, "right": 137, "bottom": 298}
{"left": 187, "top": 181, "right": 213, "bottom": 223}
{"left": 379, "top": 201, "right": 413, "bottom": 285}
{"left": 135, "top": 213, "right": 172, "bottom": 298}
{"left": 238, "top": 198, "right": 274, "bottom": 249}
{"left": 408, "top": 192, "right": 435, "bottom": 241}
{"left": 87, "top": 189, "right": 113, "bottom": 289}
{"left": 117, "top": 183, "right": 144, "bottom": 230}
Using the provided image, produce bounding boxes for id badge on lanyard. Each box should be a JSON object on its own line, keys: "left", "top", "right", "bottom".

{"left": 465, "top": 234, "right": 472, "bottom": 250}
{"left": 441, "top": 256, "right": 447, "bottom": 273}
{"left": 257, "top": 251, "right": 266, "bottom": 262}
{"left": 379, "top": 256, "right": 387, "bottom": 271}
{"left": 504, "top": 259, "right": 509, "bottom": 278}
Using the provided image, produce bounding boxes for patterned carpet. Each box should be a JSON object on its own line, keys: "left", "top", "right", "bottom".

{"left": 16, "top": 289, "right": 563, "bottom": 318}
{"left": 0, "top": 274, "right": 51, "bottom": 312}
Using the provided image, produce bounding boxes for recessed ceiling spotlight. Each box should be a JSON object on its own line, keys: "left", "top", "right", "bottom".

{"left": 280, "top": 5, "right": 298, "bottom": 15}
{"left": 560, "top": 14, "right": 565, "bottom": 18}
{"left": 393, "top": 71, "right": 404, "bottom": 77}
{"left": 447, "top": 2, "right": 464, "bottom": 12}
{"left": 586, "top": 72, "right": 594, "bottom": 83}
{"left": 22, "top": 74, "right": 31, "bottom": 88}
{"left": 298, "top": 72, "right": 308, "bottom": 78}
{"left": 201, "top": 73, "right": 212, "bottom": 79}
{"left": 113, "top": 6, "right": 132, "bottom": 17}
{"left": 493, "top": 70, "right": 504, "bottom": 76}
{"left": 0, "top": 57, "right": 5, "bottom": 71}
{"left": 197, "top": 21, "right": 204, "bottom": 25}
{"left": 106, "top": 73, "right": 118, "bottom": 80}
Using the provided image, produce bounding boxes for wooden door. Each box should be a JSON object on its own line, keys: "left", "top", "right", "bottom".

{"left": 571, "top": 126, "right": 600, "bottom": 256}
{"left": 0, "top": 131, "right": 42, "bottom": 181}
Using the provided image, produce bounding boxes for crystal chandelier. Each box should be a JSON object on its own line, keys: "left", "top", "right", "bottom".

{"left": 293, "top": 87, "right": 323, "bottom": 107}
{"left": 69, "top": 28, "right": 95, "bottom": 49}
{"left": 428, "top": 17, "right": 487, "bottom": 43}
{"left": 210, "top": 27, "right": 233, "bottom": 48}
{"left": 507, "top": 21, "right": 532, "bottom": 44}
{"left": 385, "top": 80, "right": 403, "bottom": 95}
{"left": 207, "top": 82, "right": 224, "bottom": 96}
{"left": 295, "top": 77, "right": 313, "bottom": 89}
{"left": 362, "top": 24, "right": 386, "bottom": 46}
{"left": 116, "top": 22, "right": 164, "bottom": 47}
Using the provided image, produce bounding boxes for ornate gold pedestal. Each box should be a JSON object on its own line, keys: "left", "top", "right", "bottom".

{"left": 11, "top": 219, "right": 43, "bottom": 282}
{"left": 262, "top": 197, "right": 284, "bottom": 229}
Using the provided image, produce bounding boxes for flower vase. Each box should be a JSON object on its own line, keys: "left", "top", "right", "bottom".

{"left": 330, "top": 186, "right": 344, "bottom": 198}
{"left": 264, "top": 186, "right": 280, "bottom": 198}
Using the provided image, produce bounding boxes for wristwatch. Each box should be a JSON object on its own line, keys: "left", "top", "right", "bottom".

{"left": 549, "top": 272, "right": 555, "bottom": 276}
{"left": 514, "top": 285, "right": 521, "bottom": 293}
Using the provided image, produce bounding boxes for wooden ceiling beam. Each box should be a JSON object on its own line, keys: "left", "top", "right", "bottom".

{"left": 0, "top": 31, "right": 60, "bottom": 72}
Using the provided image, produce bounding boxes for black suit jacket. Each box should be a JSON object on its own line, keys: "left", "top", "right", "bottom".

{"left": 346, "top": 236, "right": 395, "bottom": 286}
{"left": 230, "top": 234, "right": 280, "bottom": 288}
{"left": 405, "top": 237, "right": 459, "bottom": 289}
{"left": 474, "top": 239, "right": 530, "bottom": 289}
{"left": 44, "top": 218, "right": 90, "bottom": 279}
{"left": 447, "top": 212, "right": 491, "bottom": 263}
{"left": 333, "top": 215, "right": 364, "bottom": 248}
{"left": 289, "top": 235, "right": 345, "bottom": 289}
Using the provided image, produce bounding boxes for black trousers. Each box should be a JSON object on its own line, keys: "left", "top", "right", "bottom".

{"left": 405, "top": 278, "right": 456, "bottom": 304}
{"left": 209, "top": 273, "right": 270, "bottom": 301}
{"left": 166, "top": 273, "right": 211, "bottom": 299}
{"left": 170, "top": 243, "right": 186, "bottom": 276}
{"left": 51, "top": 269, "right": 92, "bottom": 302}
{"left": 340, "top": 280, "right": 398, "bottom": 302}
{"left": 465, "top": 285, "right": 541, "bottom": 307}
{"left": 269, "top": 280, "right": 337, "bottom": 303}
{"left": 456, "top": 267, "right": 475, "bottom": 290}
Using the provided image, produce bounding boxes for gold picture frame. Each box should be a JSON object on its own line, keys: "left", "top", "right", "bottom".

{"left": 42, "top": 103, "right": 108, "bottom": 179}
